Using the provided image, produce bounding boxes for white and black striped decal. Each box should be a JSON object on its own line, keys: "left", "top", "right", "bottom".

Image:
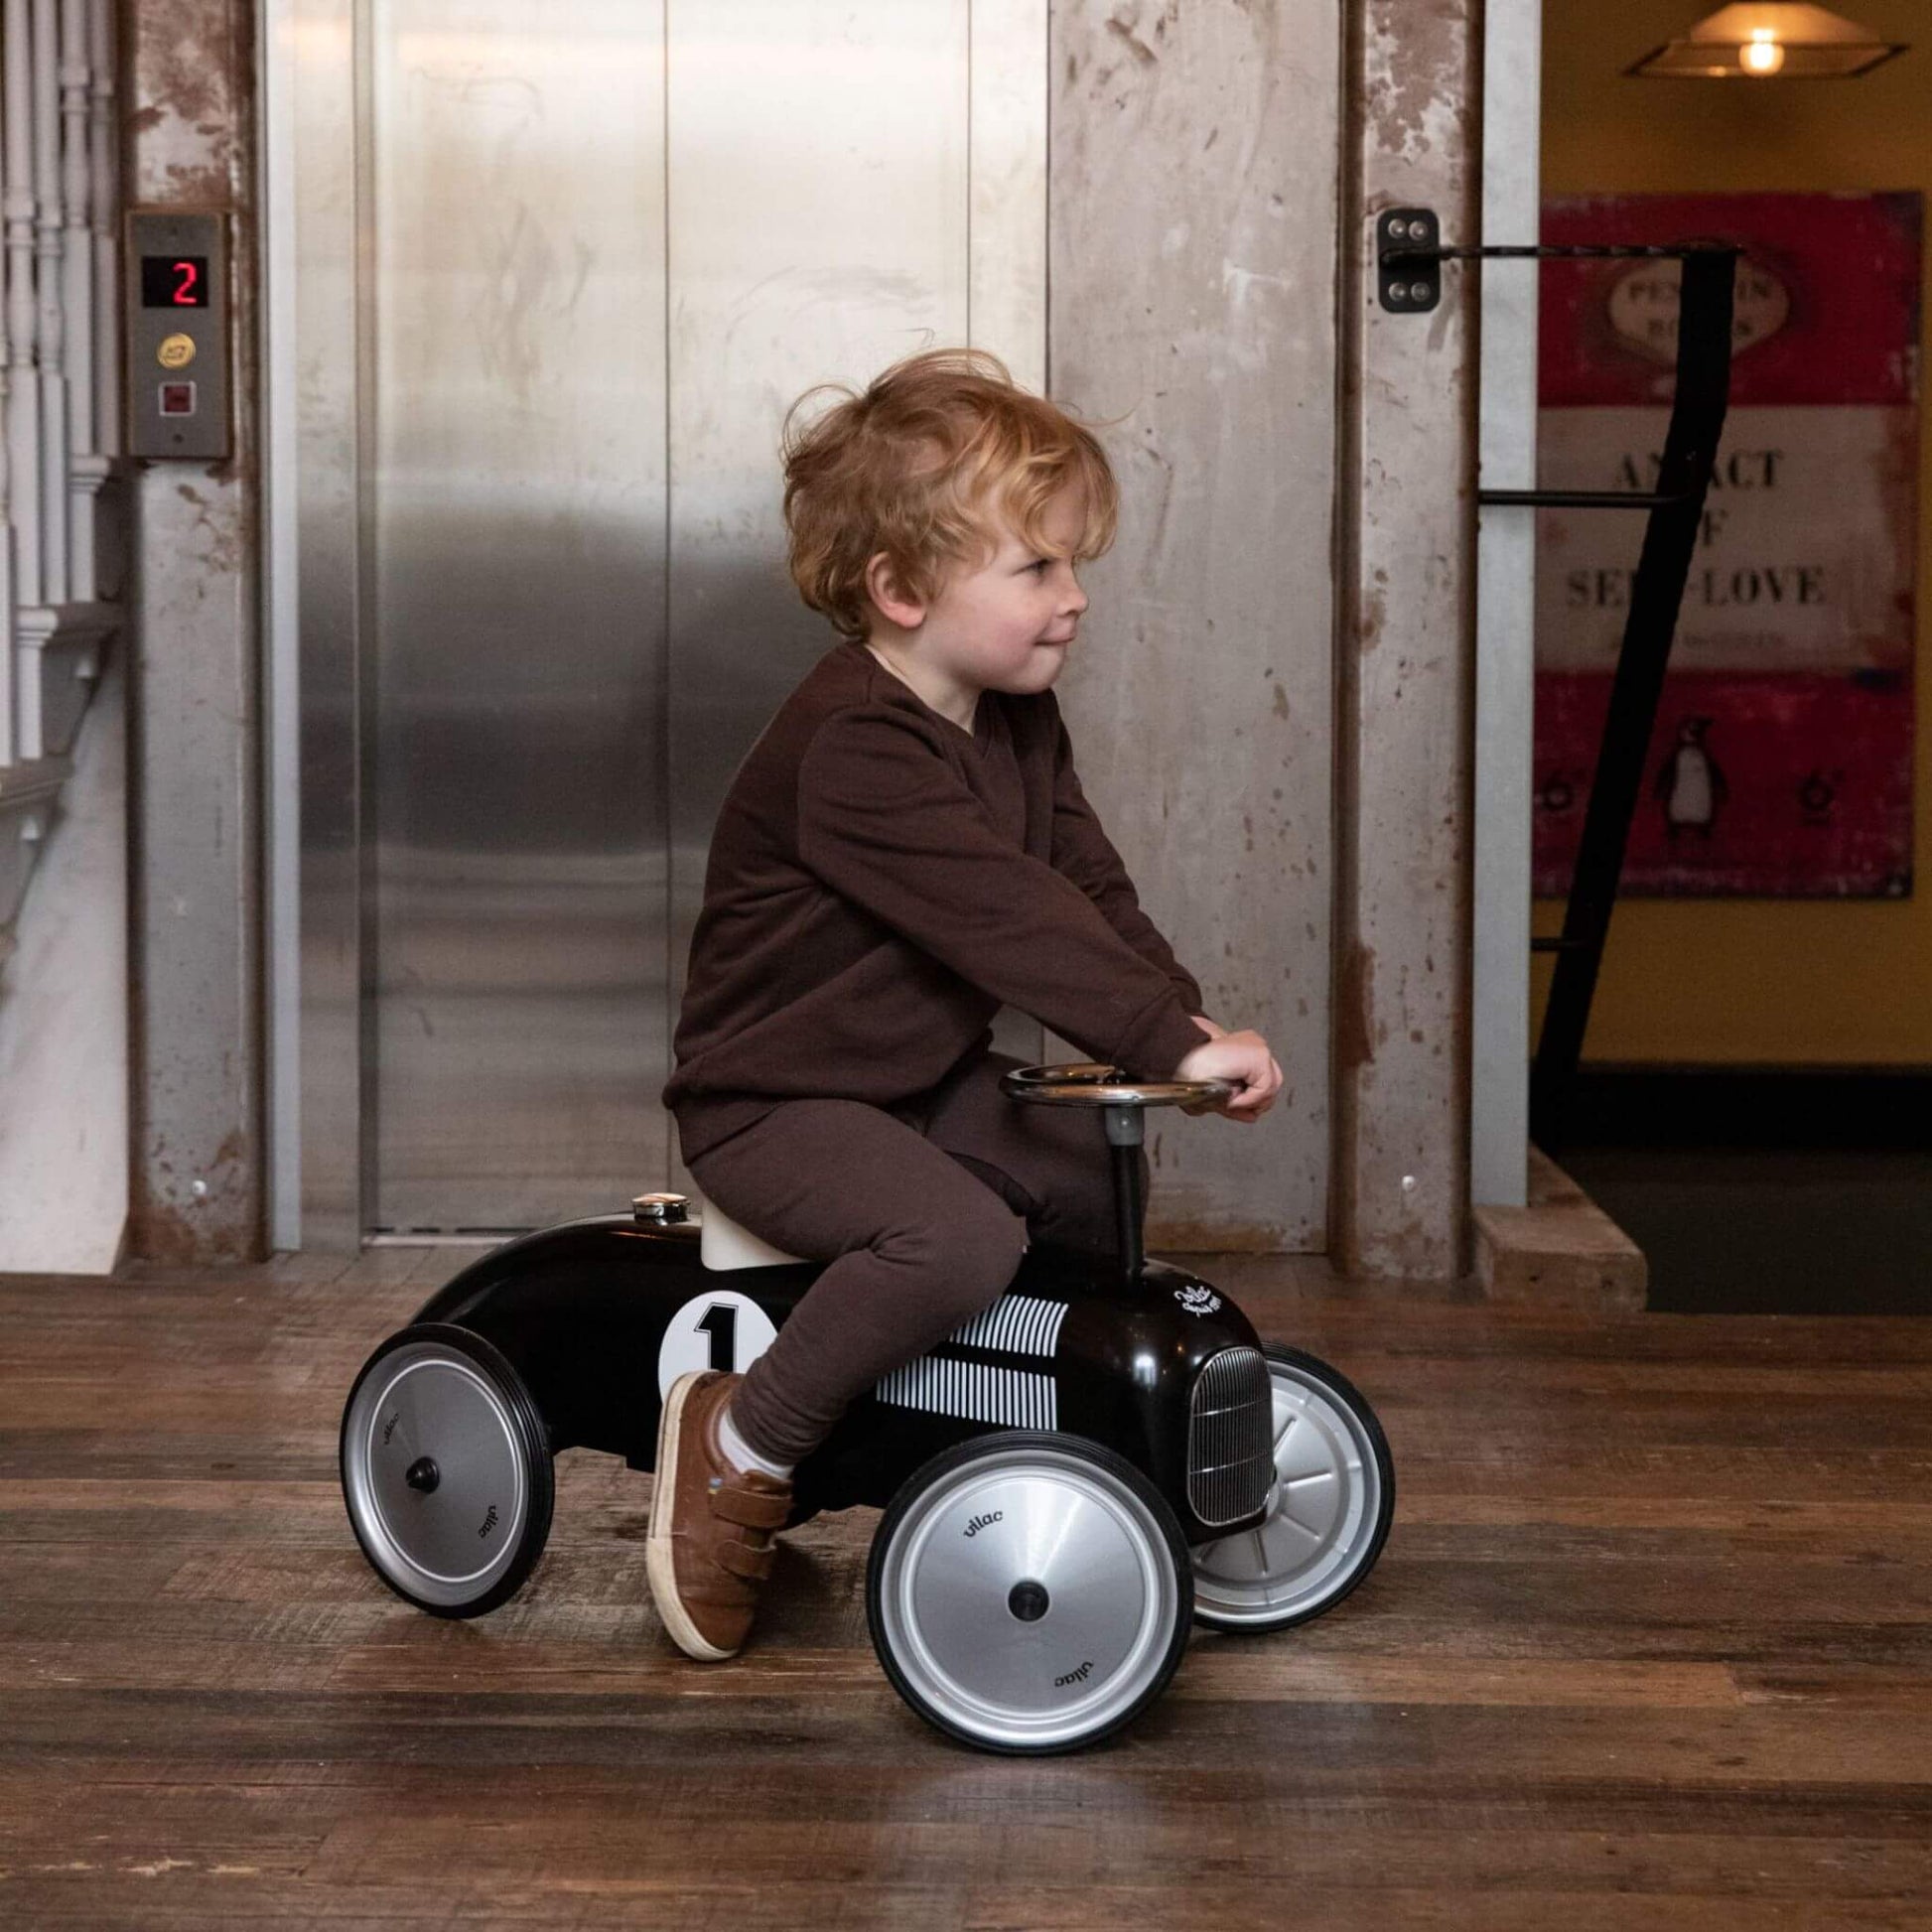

{"left": 874, "top": 1294, "right": 1070, "bottom": 1428}
{"left": 874, "top": 1355, "right": 1058, "bottom": 1430}
{"left": 945, "top": 1293, "right": 1069, "bottom": 1359}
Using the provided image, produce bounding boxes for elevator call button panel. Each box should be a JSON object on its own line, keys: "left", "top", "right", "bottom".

{"left": 124, "top": 210, "right": 230, "bottom": 461}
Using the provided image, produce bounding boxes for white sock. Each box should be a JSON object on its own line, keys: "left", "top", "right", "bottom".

{"left": 718, "top": 1401, "right": 795, "bottom": 1480}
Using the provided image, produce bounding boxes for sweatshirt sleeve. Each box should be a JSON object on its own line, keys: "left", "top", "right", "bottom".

{"left": 795, "top": 705, "right": 1206, "bottom": 1082}
{"left": 1044, "top": 695, "right": 1207, "bottom": 1017}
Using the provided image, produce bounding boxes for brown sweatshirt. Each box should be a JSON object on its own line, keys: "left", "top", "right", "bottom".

{"left": 663, "top": 637, "right": 1207, "bottom": 1163}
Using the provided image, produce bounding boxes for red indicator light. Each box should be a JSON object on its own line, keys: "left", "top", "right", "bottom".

{"left": 139, "top": 255, "right": 209, "bottom": 308}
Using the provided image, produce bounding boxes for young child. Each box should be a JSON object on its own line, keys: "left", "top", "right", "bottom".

{"left": 648, "top": 346, "right": 1283, "bottom": 1661}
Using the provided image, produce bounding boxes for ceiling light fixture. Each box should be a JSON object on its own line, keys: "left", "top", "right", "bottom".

{"left": 1627, "top": 3, "right": 1907, "bottom": 77}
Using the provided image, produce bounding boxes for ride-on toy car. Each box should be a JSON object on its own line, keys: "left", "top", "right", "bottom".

{"left": 341, "top": 1062, "right": 1395, "bottom": 1753}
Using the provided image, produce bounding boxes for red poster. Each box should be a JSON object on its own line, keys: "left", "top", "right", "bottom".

{"left": 1533, "top": 191, "right": 1919, "bottom": 897}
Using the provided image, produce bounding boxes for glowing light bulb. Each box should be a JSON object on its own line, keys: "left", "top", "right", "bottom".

{"left": 1739, "top": 28, "right": 1786, "bottom": 72}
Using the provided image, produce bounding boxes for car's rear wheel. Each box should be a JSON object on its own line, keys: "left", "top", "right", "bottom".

{"left": 340, "top": 1322, "right": 553, "bottom": 1617}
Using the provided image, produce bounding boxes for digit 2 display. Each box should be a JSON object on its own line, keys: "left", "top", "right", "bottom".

{"left": 140, "top": 255, "right": 209, "bottom": 308}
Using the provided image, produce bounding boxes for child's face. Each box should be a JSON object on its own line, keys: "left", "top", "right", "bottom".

{"left": 878, "top": 483, "right": 1091, "bottom": 699}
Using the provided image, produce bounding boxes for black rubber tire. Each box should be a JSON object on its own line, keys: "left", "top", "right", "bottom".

{"left": 866, "top": 1429, "right": 1193, "bottom": 1755}
{"left": 340, "top": 1322, "right": 555, "bottom": 1619}
{"left": 1189, "top": 1342, "right": 1395, "bottom": 1633}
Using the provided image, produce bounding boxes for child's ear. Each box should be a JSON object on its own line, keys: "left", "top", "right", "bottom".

{"left": 865, "top": 550, "right": 927, "bottom": 630}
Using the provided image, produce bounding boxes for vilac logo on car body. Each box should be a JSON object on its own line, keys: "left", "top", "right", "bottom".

{"left": 1174, "top": 1285, "right": 1221, "bottom": 1317}
{"left": 963, "top": 1511, "right": 1003, "bottom": 1539}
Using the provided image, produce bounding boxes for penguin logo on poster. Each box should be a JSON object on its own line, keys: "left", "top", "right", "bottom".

{"left": 1654, "top": 716, "right": 1728, "bottom": 840}
{"left": 1798, "top": 768, "right": 1842, "bottom": 827}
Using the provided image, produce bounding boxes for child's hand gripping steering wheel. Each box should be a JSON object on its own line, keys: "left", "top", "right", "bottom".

{"left": 997, "top": 1061, "right": 1239, "bottom": 1110}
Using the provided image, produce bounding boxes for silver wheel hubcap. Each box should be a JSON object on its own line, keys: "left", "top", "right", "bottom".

{"left": 1190, "top": 1358, "right": 1382, "bottom": 1626}
{"left": 876, "top": 1445, "right": 1182, "bottom": 1750}
{"left": 344, "top": 1341, "right": 529, "bottom": 1607}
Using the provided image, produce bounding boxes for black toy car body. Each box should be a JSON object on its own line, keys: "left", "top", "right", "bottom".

{"left": 342, "top": 1063, "right": 1394, "bottom": 1752}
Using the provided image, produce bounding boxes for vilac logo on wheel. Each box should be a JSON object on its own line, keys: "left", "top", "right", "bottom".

{"left": 962, "top": 1511, "right": 1003, "bottom": 1539}
{"left": 1174, "top": 1285, "right": 1221, "bottom": 1317}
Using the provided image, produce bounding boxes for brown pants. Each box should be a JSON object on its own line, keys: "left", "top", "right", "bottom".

{"left": 684, "top": 1049, "right": 1147, "bottom": 1465}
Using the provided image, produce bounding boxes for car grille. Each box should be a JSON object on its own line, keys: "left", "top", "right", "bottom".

{"left": 1186, "top": 1346, "right": 1275, "bottom": 1529}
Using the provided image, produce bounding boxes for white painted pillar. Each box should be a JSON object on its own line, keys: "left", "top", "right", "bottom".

{"left": 4, "top": 0, "right": 43, "bottom": 636}
{"left": 1471, "top": 0, "right": 1543, "bottom": 1207}
{"left": 0, "top": 14, "right": 12, "bottom": 763}
{"left": 31, "top": 0, "right": 69, "bottom": 606}
{"left": 88, "top": 0, "right": 115, "bottom": 463}
{"left": 59, "top": 0, "right": 94, "bottom": 603}
{"left": 1, "top": 0, "right": 113, "bottom": 762}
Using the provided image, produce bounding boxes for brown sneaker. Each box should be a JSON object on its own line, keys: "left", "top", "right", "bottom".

{"left": 645, "top": 1370, "right": 792, "bottom": 1660}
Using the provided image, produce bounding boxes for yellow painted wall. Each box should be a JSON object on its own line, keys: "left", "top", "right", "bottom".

{"left": 1536, "top": 0, "right": 1930, "bottom": 1064}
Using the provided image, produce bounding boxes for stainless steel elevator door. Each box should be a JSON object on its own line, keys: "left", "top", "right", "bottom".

{"left": 361, "top": 2, "right": 1045, "bottom": 1232}
{"left": 368, "top": 0, "right": 669, "bottom": 1231}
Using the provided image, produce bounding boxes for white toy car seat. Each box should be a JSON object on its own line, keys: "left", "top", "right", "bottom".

{"left": 697, "top": 1193, "right": 808, "bottom": 1271}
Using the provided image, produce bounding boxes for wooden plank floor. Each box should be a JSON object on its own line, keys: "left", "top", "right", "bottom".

{"left": 4, "top": 1244, "right": 1932, "bottom": 1928}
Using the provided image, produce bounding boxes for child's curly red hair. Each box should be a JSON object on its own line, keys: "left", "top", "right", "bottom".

{"left": 780, "top": 346, "right": 1121, "bottom": 641}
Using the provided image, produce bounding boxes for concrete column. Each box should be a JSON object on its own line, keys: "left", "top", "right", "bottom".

{"left": 1049, "top": 0, "right": 1341, "bottom": 1251}
{"left": 123, "top": 0, "right": 263, "bottom": 1261}
{"left": 1331, "top": 0, "right": 1483, "bottom": 1279}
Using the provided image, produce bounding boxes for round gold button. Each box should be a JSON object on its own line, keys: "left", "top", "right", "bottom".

{"left": 157, "top": 333, "right": 197, "bottom": 369}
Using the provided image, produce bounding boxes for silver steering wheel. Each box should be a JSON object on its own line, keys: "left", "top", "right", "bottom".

{"left": 998, "top": 1064, "right": 1235, "bottom": 1281}
{"left": 999, "top": 1061, "right": 1237, "bottom": 1110}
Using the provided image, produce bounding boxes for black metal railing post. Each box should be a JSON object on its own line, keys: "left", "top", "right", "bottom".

{"left": 1527, "top": 249, "right": 1735, "bottom": 1154}
{"left": 1377, "top": 219, "right": 1739, "bottom": 1157}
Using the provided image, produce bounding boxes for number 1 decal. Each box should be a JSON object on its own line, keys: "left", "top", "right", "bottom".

{"left": 657, "top": 1291, "right": 776, "bottom": 1400}
{"left": 695, "top": 1302, "right": 738, "bottom": 1373}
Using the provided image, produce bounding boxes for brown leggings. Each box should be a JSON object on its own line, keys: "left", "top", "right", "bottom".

{"left": 684, "top": 1049, "right": 1147, "bottom": 1466}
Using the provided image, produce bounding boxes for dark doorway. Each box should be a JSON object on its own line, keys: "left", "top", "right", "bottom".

{"left": 1558, "top": 1069, "right": 1932, "bottom": 1314}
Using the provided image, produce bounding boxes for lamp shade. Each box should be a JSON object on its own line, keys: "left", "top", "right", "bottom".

{"left": 1627, "top": 3, "right": 1907, "bottom": 76}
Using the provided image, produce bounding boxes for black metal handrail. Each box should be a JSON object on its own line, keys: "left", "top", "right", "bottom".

{"left": 1480, "top": 487, "right": 1694, "bottom": 510}
{"left": 1376, "top": 216, "right": 1740, "bottom": 1155}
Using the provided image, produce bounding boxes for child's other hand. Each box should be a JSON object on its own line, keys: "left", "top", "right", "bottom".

{"left": 1172, "top": 1024, "right": 1283, "bottom": 1123}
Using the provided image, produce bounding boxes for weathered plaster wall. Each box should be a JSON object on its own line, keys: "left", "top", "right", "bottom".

{"left": 124, "top": 0, "right": 264, "bottom": 1260}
